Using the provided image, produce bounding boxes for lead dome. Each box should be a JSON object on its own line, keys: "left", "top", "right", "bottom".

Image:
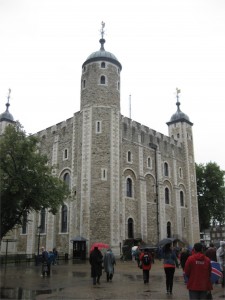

{"left": 82, "top": 38, "right": 122, "bottom": 70}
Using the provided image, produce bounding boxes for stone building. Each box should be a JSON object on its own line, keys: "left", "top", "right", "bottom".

{"left": 0, "top": 27, "right": 200, "bottom": 257}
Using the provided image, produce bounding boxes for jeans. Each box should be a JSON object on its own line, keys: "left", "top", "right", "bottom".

{"left": 164, "top": 267, "right": 175, "bottom": 293}
{"left": 189, "top": 290, "right": 208, "bottom": 299}
{"left": 143, "top": 269, "right": 150, "bottom": 283}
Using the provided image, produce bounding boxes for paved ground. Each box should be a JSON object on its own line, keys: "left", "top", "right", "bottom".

{"left": 0, "top": 259, "right": 224, "bottom": 300}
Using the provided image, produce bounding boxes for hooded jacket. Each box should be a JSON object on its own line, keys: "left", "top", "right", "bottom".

{"left": 184, "top": 252, "right": 212, "bottom": 291}
{"left": 216, "top": 241, "right": 225, "bottom": 269}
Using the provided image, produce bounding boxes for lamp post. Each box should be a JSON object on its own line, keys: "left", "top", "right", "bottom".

{"left": 37, "top": 225, "right": 42, "bottom": 264}
{"left": 149, "top": 143, "right": 160, "bottom": 244}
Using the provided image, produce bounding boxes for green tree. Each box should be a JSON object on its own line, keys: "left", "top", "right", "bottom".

{"left": 196, "top": 162, "right": 225, "bottom": 231}
{"left": 0, "top": 123, "right": 69, "bottom": 240}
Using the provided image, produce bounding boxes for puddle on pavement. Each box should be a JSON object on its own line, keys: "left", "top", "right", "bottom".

{"left": 72, "top": 271, "right": 86, "bottom": 277}
{"left": 1, "top": 287, "right": 64, "bottom": 299}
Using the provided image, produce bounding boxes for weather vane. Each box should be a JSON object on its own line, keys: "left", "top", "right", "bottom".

{"left": 7, "top": 88, "right": 11, "bottom": 103}
{"left": 176, "top": 88, "right": 181, "bottom": 101}
{"left": 100, "top": 21, "right": 105, "bottom": 39}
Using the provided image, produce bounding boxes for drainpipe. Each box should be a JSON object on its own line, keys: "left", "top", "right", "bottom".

{"left": 149, "top": 143, "right": 160, "bottom": 244}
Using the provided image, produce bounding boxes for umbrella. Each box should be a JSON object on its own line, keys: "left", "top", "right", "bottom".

{"left": 90, "top": 242, "right": 109, "bottom": 252}
{"left": 157, "top": 238, "right": 176, "bottom": 247}
{"left": 157, "top": 238, "right": 184, "bottom": 247}
{"left": 139, "top": 244, "right": 157, "bottom": 251}
{"left": 211, "top": 261, "right": 222, "bottom": 284}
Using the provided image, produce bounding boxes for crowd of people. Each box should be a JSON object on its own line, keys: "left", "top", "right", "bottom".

{"left": 39, "top": 240, "right": 224, "bottom": 299}
{"left": 130, "top": 240, "right": 225, "bottom": 299}
{"left": 40, "top": 247, "right": 59, "bottom": 277}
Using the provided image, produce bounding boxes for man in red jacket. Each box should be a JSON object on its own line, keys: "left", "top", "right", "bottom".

{"left": 184, "top": 242, "right": 212, "bottom": 300}
{"left": 139, "top": 249, "right": 152, "bottom": 284}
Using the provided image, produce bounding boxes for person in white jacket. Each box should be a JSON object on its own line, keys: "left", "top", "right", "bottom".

{"left": 216, "top": 241, "right": 225, "bottom": 287}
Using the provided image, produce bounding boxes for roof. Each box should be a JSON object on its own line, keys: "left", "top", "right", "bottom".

{"left": 82, "top": 38, "right": 122, "bottom": 70}
{"left": 0, "top": 103, "right": 14, "bottom": 123}
{"left": 167, "top": 93, "right": 193, "bottom": 126}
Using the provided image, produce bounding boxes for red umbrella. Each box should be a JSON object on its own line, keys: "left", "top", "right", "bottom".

{"left": 90, "top": 242, "right": 109, "bottom": 252}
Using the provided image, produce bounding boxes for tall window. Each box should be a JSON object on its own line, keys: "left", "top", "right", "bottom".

{"left": 128, "top": 218, "right": 134, "bottom": 238}
{"left": 164, "top": 162, "right": 169, "bottom": 176}
{"left": 101, "top": 62, "right": 105, "bottom": 68}
{"left": 101, "top": 168, "right": 107, "bottom": 181}
{"left": 179, "top": 167, "right": 183, "bottom": 178}
{"left": 63, "top": 173, "right": 71, "bottom": 190}
{"left": 63, "top": 149, "right": 68, "bottom": 160}
{"left": 165, "top": 187, "right": 169, "bottom": 204}
{"left": 61, "top": 204, "right": 68, "bottom": 233}
{"left": 147, "top": 157, "right": 152, "bottom": 168}
{"left": 40, "top": 208, "right": 46, "bottom": 233}
{"left": 96, "top": 121, "right": 101, "bottom": 133}
{"left": 100, "top": 75, "right": 105, "bottom": 84}
{"left": 127, "top": 151, "right": 131, "bottom": 162}
{"left": 126, "top": 178, "right": 132, "bottom": 197}
{"left": 167, "top": 222, "right": 171, "bottom": 238}
{"left": 180, "top": 191, "right": 184, "bottom": 206}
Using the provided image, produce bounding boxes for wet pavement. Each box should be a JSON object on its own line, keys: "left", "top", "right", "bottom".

{"left": 0, "top": 259, "right": 224, "bottom": 299}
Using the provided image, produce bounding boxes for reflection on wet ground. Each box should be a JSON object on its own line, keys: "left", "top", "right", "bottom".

{"left": 1, "top": 260, "right": 224, "bottom": 299}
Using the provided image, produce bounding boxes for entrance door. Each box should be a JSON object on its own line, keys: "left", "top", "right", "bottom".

{"left": 73, "top": 241, "right": 86, "bottom": 260}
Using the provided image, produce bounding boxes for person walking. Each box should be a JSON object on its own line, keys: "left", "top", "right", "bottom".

{"left": 89, "top": 246, "right": 103, "bottom": 285}
{"left": 139, "top": 249, "right": 152, "bottom": 284}
{"left": 180, "top": 247, "right": 191, "bottom": 270}
{"left": 52, "top": 247, "right": 59, "bottom": 265}
{"left": 216, "top": 241, "right": 225, "bottom": 287}
{"left": 162, "top": 243, "right": 179, "bottom": 295}
{"left": 41, "top": 247, "right": 49, "bottom": 277}
{"left": 205, "top": 243, "right": 217, "bottom": 262}
{"left": 184, "top": 242, "right": 212, "bottom": 300}
{"left": 103, "top": 248, "right": 116, "bottom": 282}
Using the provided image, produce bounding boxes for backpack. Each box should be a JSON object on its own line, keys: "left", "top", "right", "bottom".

{"left": 143, "top": 253, "right": 151, "bottom": 265}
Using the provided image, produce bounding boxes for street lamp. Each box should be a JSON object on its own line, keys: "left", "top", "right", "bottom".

{"left": 37, "top": 225, "right": 42, "bottom": 258}
{"left": 149, "top": 143, "right": 160, "bottom": 244}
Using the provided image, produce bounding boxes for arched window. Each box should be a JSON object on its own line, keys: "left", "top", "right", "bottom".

{"left": 164, "top": 162, "right": 169, "bottom": 176}
{"left": 101, "top": 62, "right": 105, "bottom": 68}
{"left": 61, "top": 204, "right": 68, "bottom": 233}
{"left": 167, "top": 221, "right": 171, "bottom": 238}
{"left": 40, "top": 208, "right": 46, "bottom": 233}
{"left": 126, "top": 178, "right": 132, "bottom": 197}
{"left": 165, "top": 187, "right": 169, "bottom": 204}
{"left": 100, "top": 75, "right": 105, "bottom": 84}
{"left": 128, "top": 218, "right": 134, "bottom": 238}
{"left": 63, "top": 172, "right": 71, "bottom": 190}
{"left": 180, "top": 191, "right": 184, "bottom": 206}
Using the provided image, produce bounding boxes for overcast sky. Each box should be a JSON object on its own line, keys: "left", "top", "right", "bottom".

{"left": 0, "top": 0, "right": 225, "bottom": 170}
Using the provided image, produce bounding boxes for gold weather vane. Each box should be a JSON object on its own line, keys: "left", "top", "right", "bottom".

{"left": 100, "top": 21, "right": 105, "bottom": 39}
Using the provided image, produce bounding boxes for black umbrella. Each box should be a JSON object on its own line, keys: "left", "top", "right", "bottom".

{"left": 139, "top": 244, "right": 157, "bottom": 250}
{"left": 157, "top": 238, "right": 178, "bottom": 247}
